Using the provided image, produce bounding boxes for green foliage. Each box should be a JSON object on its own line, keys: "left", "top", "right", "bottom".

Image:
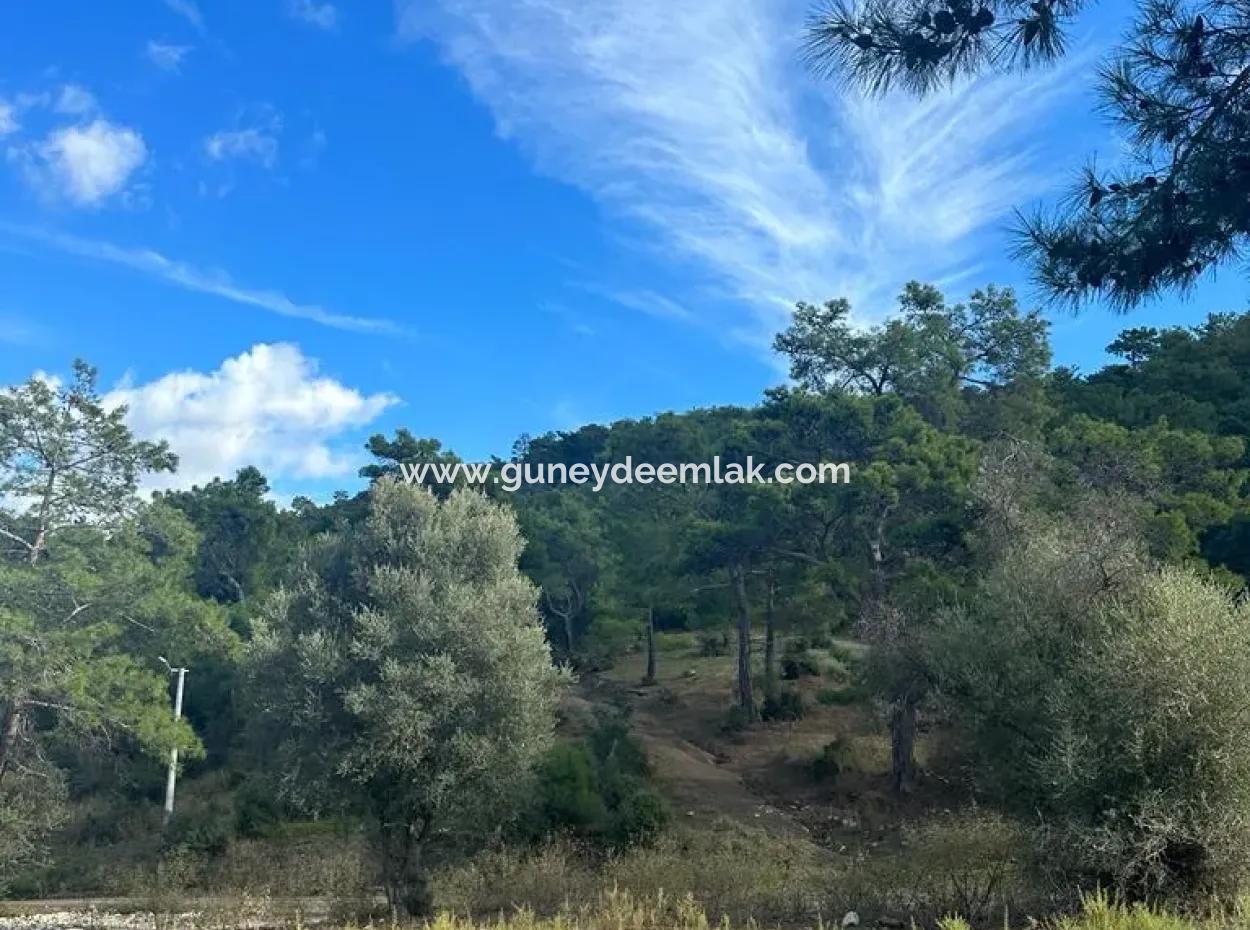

{"left": 0, "top": 363, "right": 233, "bottom": 889}
{"left": 760, "top": 689, "right": 806, "bottom": 722}
{"left": 810, "top": 740, "right": 843, "bottom": 782}
{"left": 781, "top": 643, "right": 822, "bottom": 679}
{"left": 578, "top": 612, "right": 643, "bottom": 670}
{"left": 773, "top": 282, "right": 1049, "bottom": 430}
{"left": 245, "top": 480, "right": 566, "bottom": 916}
{"left": 816, "top": 685, "right": 857, "bottom": 706}
{"left": 808, "top": 0, "right": 1250, "bottom": 307}
{"left": 533, "top": 742, "right": 608, "bottom": 835}
{"left": 698, "top": 630, "right": 730, "bottom": 656}
{"left": 0, "top": 360, "right": 176, "bottom": 565}
{"left": 932, "top": 460, "right": 1250, "bottom": 898}
{"left": 158, "top": 466, "right": 291, "bottom": 606}
{"left": 526, "top": 714, "right": 668, "bottom": 849}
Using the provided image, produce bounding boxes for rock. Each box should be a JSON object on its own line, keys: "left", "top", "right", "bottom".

{"left": 842, "top": 911, "right": 860, "bottom": 928}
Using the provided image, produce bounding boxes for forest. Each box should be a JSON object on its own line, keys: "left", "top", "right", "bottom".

{"left": 5, "top": 286, "right": 1250, "bottom": 929}
{"left": 6, "top": 0, "right": 1250, "bottom": 926}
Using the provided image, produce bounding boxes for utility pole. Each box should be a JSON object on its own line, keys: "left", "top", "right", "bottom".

{"left": 159, "top": 658, "right": 188, "bottom": 826}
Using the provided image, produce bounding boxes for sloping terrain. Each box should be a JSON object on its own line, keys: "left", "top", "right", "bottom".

{"left": 591, "top": 635, "right": 967, "bottom": 854}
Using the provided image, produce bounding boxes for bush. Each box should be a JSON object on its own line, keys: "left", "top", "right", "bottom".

{"left": 534, "top": 743, "right": 609, "bottom": 836}
{"left": 760, "top": 689, "right": 805, "bottom": 722}
{"left": 810, "top": 740, "right": 843, "bottom": 782}
{"left": 525, "top": 712, "right": 663, "bottom": 850}
{"left": 657, "top": 631, "right": 697, "bottom": 653}
{"left": 934, "top": 503, "right": 1250, "bottom": 900}
{"left": 719, "top": 704, "right": 756, "bottom": 735}
{"left": 580, "top": 614, "right": 642, "bottom": 670}
{"left": 697, "top": 631, "right": 730, "bottom": 657}
{"left": 816, "top": 686, "right": 856, "bottom": 706}
{"left": 606, "top": 787, "right": 669, "bottom": 847}
{"left": 1036, "top": 569, "right": 1250, "bottom": 898}
{"left": 780, "top": 651, "right": 820, "bottom": 680}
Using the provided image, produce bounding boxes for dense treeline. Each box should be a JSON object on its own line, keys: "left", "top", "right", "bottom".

{"left": 3, "top": 286, "right": 1250, "bottom": 913}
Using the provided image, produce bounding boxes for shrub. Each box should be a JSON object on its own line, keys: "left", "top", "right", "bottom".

{"left": 698, "top": 631, "right": 730, "bottom": 657}
{"left": 580, "top": 614, "right": 642, "bottom": 670}
{"left": 826, "top": 642, "right": 862, "bottom": 667}
{"left": 534, "top": 743, "right": 609, "bottom": 836}
{"left": 606, "top": 787, "right": 669, "bottom": 847}
{"left": 657, "top": 631, "right": 697, "bottom": 653}
{"left": 719, "top": 704, "right": 755, "bottom": 735}
{"left": 810, "top": 740, "right": 843, "bottom": 782}
{"left": 934, "top": 506, "right": 1250, "bottom": 900}
{"left": 761, "top": 689, "right": 805, "bottom": 722}
{"left": 525, "top": 712, "right": 663, "bottom": 850}
{"left": 816, "top": 686, "right": 856, "bottom": 706}
{"left": 780, "top": 651, "right": 820, "bottom": 680}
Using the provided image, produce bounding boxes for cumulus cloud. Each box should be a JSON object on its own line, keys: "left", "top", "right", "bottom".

{"left": 288, "top": 0, "right": 338, "bottom": 29}
{"left": 18, "top": 119, "right": 148, "bottom": 207}
{"left": 104, "top": 343, "right": 400, "bottom": 490}
{"left": 399, "top": 0, "right": 1079, "bottom": 343}
{"left": 146, "top": 40, "right": 192, "bottom": 72}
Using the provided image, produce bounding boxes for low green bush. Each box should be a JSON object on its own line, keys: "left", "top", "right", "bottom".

{"left": 816, "top": 686, "right": 856, "bottom": 706}
{"left": 810, "top": 740, "right": 843, "bottom": 782}
{"left": 525, "top": 711, "right": 667, "bottom": 850}
{"left": 698, "top": 631, "right": 730, "bottom": 657}
{"left": 761, "top": 689, "right": 805, "bottom": 722}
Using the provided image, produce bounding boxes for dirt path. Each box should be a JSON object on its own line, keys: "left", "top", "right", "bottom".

{"left": 627, "top": 696, "right": 809, "bottom": 837}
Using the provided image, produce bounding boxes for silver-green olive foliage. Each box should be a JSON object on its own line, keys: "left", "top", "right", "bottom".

{"left": 247, "top": 479, "right": 566, "bottom": 916}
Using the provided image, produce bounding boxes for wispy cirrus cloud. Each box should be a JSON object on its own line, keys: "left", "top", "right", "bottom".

{"left": 162, "top": 0, "right": 206, "bottom": 33}
{"left": 0, "top": 224, "right": 404, "bottom": 335}
{"left": 146, "top": 40, "right": 193, "bottom": 72}
{"left": 288, "top": 0, "right": 339, "bottom": 30}
{"left": 398, "top": 0, "right": 1079, "bottom": 344}
{"left": 204, "top": 106, "right": 283, "bottom": 171}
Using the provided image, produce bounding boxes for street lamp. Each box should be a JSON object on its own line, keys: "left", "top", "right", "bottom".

{"left": 158, "top": 657, "right": 189, "bottom": 826}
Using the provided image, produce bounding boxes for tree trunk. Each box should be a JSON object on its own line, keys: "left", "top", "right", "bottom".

{"left": 563, "top": 612, "right": 575, "bottom": 656}
{"left": 0, "top": 702, "right": 22, "bottom": 789}
{"left": 731, "top": 564, "right": 756, "bottom": 719}
{"left": 763, "top": 578, "right": 777, "bottom": 700}
{"left": 28, "top": 528, "right": 45, "bottom": 566}
{"left": 379, "top": 818, "right": 432, "bottom": 920}
{"left": 889, "top": 693, "right": 918, "bottom": 794}
{"left": 643, "top": 605, "right": 657, "bottom": 684}
{"left": 862, "top": 508, "right": 891, "bottom": 625}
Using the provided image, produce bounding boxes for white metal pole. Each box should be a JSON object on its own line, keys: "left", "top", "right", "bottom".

{"left": 163, "top": 667, "right": 187, "bottom": 826}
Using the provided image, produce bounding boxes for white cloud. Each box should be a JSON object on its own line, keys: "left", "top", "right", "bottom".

{"left": 20, "top": 119, "right": 148, "bottom": 207}
{"left": 0, "top": 223, "right": 405, "bottom": 335}
{"left": 54, "top": 84, "right": 97, "bottom": 116}
{"left": 399, "top": 0, "right": 1077, "bottom": 344}
{"left": 601, "top": 289, "right": 693, "bottom": 322}
{"left": 0, "top": 100, "right": 19, "bottom": 136}
{"left": 104, "top": 343, "right": 399, "bottom": 490}
{"left": 288, "top": 0, "right": 338, "bottom": 29}
{"left": 205, "top": 110, "right": 282, "bottom": 168}
{"left": 163, "top": 0, "right": 206, "bottom": 33}
{"left": 146, "top": 40, "right": 192, "bottom": 72}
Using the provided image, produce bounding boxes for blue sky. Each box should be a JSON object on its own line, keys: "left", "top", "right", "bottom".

{"left": 1, "top": 0, "right": 1246, "bottom": 500}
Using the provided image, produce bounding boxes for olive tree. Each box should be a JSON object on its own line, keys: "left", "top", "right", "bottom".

{"left": 246, "top": 479, "right": 566, "bottom": 918}
{"left": 931, "top": 447, "right": 1250, "bottom": 898}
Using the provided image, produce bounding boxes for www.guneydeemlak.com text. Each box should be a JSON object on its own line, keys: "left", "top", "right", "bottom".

{"left": 399, "top": 457, "right": 851, "bottom": 493}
